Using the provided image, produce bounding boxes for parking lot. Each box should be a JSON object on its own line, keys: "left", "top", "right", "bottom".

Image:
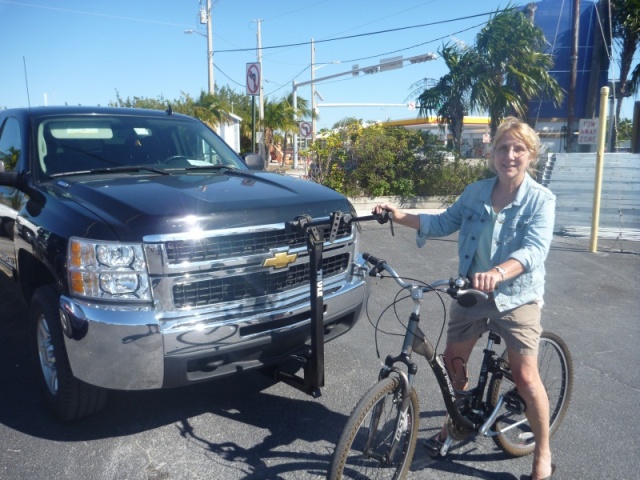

{"left": 1, "top": 222, "right": 638, "bottom": 479}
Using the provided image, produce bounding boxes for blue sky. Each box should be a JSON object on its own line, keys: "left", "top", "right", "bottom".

{"left": 0, "top": 0, "right": 636, "bottom": 130}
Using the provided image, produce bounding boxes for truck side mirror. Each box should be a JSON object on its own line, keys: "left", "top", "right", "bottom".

{"left": 242, "top": 153, "right": 265, "bottom": 171}
{"left": 0, "top": 171, "right": 19, "bottom": 187}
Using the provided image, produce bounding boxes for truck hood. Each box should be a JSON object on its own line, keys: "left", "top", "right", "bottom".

{"left": 48, "top": 170, "right": 353, "bottom": 241}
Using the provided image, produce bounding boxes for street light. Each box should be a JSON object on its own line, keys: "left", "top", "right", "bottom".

{"left": 291, "top": 51, "right": 437, "bottom": 169}
{"left": 311, "top": 59, "right": 340, "bottom": 142}
{"left": 184, "top": 0, "right": 214, "bottom": 95}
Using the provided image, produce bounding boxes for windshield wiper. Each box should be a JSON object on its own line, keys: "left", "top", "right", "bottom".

{"left": 183, "top": 164, "right": 239, "bottom": 171}
{"left": 50, "top": 165, "right": 171, "bottom": 177}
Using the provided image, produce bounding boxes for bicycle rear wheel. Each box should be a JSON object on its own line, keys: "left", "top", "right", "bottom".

{"left": 328, "top": 377, "right": 419, "bottom": 480}
{"left": 489, "top": 331, "right": 573, "bottom": 457}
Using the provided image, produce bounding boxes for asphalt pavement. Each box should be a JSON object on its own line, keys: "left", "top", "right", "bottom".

{"left": 0, "top": 222, "right": 638, "bottom": 479}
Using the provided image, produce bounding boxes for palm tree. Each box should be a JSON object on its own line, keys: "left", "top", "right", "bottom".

{"left": 282, "top": 93, "right": 311, "bottom": 164}
{"left": 190, "top": 91, "right": 226, "bottom": 128}
{"left": 470, "top": 7, "right": 564, "bottom": 136}
{"left": 610, "top": 0, "right": 640, "bottom": 149}
{"left": 415, "top": 42, "right": 476, "bottom": 156}
{"left": 262, "top": 97, "right": 297, "bottom": 165}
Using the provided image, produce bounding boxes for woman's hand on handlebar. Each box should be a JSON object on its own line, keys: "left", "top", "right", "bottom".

{"left": 470, "top": 270, "right": 503, "bottom": 293}
{"left": 371, "top": 203, "right": 420, "bottom": 230}
{"left": 371, "top": 203, "right": 397, "bottom": 216}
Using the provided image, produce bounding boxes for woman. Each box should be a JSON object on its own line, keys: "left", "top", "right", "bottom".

{"left": 372, "top": 117, "right": 556, "bottom": 480}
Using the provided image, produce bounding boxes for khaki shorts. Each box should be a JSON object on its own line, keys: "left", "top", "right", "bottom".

{"left": 448, "top": 297, "right": 542, "bottom": 356}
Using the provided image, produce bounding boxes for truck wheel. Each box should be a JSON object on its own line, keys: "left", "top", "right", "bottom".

{"left": 30, "top": 286, "right": 107, "bottom": 421}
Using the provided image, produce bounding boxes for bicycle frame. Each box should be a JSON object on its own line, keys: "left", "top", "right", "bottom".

{"left": 376, "top": 280, "right": 522, "bottom": 453}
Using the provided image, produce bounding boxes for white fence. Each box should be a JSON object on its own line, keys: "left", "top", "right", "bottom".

{"left": 539, "top": 153, "right": 640, "bottom": 241}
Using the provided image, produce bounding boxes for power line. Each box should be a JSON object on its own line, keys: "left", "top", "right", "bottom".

{"left": 214, "top": 11, "right": 502, "bottom": 54}
{"left": 237, "top": 20, "right": 487, "bottom": 95}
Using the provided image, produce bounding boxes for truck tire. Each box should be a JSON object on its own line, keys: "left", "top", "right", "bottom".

{"left": 30, "top": 285, "right": 107, "bottom": 421}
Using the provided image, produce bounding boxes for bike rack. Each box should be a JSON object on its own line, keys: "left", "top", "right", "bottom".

{"left": 275, "top": 210, "right": 393, "bottom": 398}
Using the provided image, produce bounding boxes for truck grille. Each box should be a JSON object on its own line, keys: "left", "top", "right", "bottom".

{"left": 165, "top": 224, "right": 352, "bottom": 264}
{"left": 173, "top": 253, "right": 350, "bottom": 308}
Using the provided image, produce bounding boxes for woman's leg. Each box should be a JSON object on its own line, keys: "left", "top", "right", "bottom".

{"left": 431, "top": 337, "right": 479, "bottom": 442}
{"left": 507, "top": 348, "right": 553, "bottom": 480}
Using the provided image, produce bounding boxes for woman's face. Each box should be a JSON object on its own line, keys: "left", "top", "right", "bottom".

{"left": 492, "top": 131, "right": 531, "bottom": 184}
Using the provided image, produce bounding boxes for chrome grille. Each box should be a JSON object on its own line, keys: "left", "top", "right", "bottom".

{"left": 173, "top": 253, "right": 350, "bottom": 308}
{"left": 165, "top": 223, "right": 352, "bottom": 264}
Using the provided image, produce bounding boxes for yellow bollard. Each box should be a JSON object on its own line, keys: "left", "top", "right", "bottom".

{"left": 589, "top": 86, "right": 609, "bottom": 253}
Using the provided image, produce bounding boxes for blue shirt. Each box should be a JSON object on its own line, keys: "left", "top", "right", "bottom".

{"left": 416, "top": 174, "right": 556, "bottom": 311}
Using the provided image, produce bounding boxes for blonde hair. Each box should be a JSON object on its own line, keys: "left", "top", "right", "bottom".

{"left": 489, "top": 117, "right": 540, "bottom": 175}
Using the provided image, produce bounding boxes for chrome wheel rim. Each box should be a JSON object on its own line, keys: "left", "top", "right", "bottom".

{"left": 36, "top": 315, "right": 58, "bottom": 395}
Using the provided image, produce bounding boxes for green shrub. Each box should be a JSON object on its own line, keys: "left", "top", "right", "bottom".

{"left": 308, "top": 122, "right": 490, "bottom": 198}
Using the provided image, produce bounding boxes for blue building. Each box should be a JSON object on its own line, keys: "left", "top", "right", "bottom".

{"left": 526, "top": 0, "right": 610, "bottom": 125}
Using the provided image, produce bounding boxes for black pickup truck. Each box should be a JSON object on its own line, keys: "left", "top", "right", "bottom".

{"left": 0, "top": 106, "right": 367, "bottom": 420}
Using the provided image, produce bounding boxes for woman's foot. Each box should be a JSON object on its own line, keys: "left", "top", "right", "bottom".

{"left": 520, "top": 463, "right": 556, "bottom": 480}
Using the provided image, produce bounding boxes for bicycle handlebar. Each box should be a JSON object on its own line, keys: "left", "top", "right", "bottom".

{"left": 361, "top": 252, "right": 489, "bottom": 304}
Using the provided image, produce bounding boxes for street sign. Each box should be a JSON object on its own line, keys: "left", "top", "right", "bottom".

{"left": 246, "top": 63, "right": 261, "bottom": 96}
{"left": 578, "top": 118, "right": 598, "bottom": 144}
{"left": 482, "top": 133, "right": 491, "bottom": 144}
{"left": 379, "top": 56, "right": 403, "bottom": 72}
{"left": 299, "top": 121, "right": 312, "bottom": 138}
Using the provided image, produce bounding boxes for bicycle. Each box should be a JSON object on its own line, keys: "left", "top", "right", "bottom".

{"left": 328, "top": 253, "right": 573, "bottom": 480}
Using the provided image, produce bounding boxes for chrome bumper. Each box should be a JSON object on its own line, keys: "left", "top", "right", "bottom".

{"left": 60, "top": 262, "right": 367, "bottom": 390}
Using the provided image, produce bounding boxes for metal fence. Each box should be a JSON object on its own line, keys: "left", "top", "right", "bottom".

{"left": 538, "top": 153, "right": 640, "bottom": 241}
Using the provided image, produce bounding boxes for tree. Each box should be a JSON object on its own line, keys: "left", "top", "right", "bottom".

{"left": 414, "top": 42, "right": 476, "bottom": 156}
{"left": 216, "top": 85, "right": 253, "bottom": 152}
{"left": 470, "top": 7, "right": 564, "bottom": 136}
{"left": 610, "top": 0, "right": 640, "bottom": 148}
{"left": 262, "top": 96, "right": 297, "bottom": 165}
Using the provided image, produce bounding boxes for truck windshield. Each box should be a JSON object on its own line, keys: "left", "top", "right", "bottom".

{"left": 35, "top": 114, "right": 248, "bottom": 177}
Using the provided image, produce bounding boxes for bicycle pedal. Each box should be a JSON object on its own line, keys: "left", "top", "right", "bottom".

{"left": 503, "top": 391, "right": 526, "bottom": 414}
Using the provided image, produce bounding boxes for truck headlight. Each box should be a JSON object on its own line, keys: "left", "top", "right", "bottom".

{"left": 68, "top": 238, "right": 151, "bottom": 301}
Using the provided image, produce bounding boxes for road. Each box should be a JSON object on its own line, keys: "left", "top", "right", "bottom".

{"left": 1, "top": 222, "right": 638, "bottom": 479}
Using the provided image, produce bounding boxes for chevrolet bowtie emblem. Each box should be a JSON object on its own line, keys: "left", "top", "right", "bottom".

{"left": 263, "top": 251, "right": 298, "bottom": 269}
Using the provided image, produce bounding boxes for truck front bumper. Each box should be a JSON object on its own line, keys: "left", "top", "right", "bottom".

{"left": 60, "top": 262, "right": 367, "bottom": 390}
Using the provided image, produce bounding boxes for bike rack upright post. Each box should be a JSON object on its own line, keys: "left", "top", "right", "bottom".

{"left": 276, "top": 211, "right": 391, "bottom": 398}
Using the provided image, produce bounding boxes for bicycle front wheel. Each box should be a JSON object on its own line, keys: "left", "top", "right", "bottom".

{"left": 328, "top": 377, "right": 420, "bottom": 480}
{"left": 489, "top": 331, "right": 573, "bottom": 457}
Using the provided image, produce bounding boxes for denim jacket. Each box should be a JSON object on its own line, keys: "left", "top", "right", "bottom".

{"left": 416, "top": 174, "right": 556, "bottom": 311}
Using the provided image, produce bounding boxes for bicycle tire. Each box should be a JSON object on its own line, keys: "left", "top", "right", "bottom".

{"left": 328, "top": 377, "right": 420, "bottom": 480}
{"left": 489, "top": 331, "right": 573, "bottom": 457}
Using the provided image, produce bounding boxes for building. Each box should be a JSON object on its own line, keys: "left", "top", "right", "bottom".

{"left": 386, "top": 116, "right": 492, "bottom": 158}
{"left": 390, "top": 0, "right": 616, "bottom": 154}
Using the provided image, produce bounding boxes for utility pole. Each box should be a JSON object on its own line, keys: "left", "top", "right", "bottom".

{"left": 566, "top": 0, "right": 580, "bottom": 152}
{"left": 311, "top": 39, "right": 317, "bottom": 143}
{"left": 256, "top": 19, "right": 265, "bottom": 162}
{"left": 202, "top": 0, "right": 214, "bottom": 94}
